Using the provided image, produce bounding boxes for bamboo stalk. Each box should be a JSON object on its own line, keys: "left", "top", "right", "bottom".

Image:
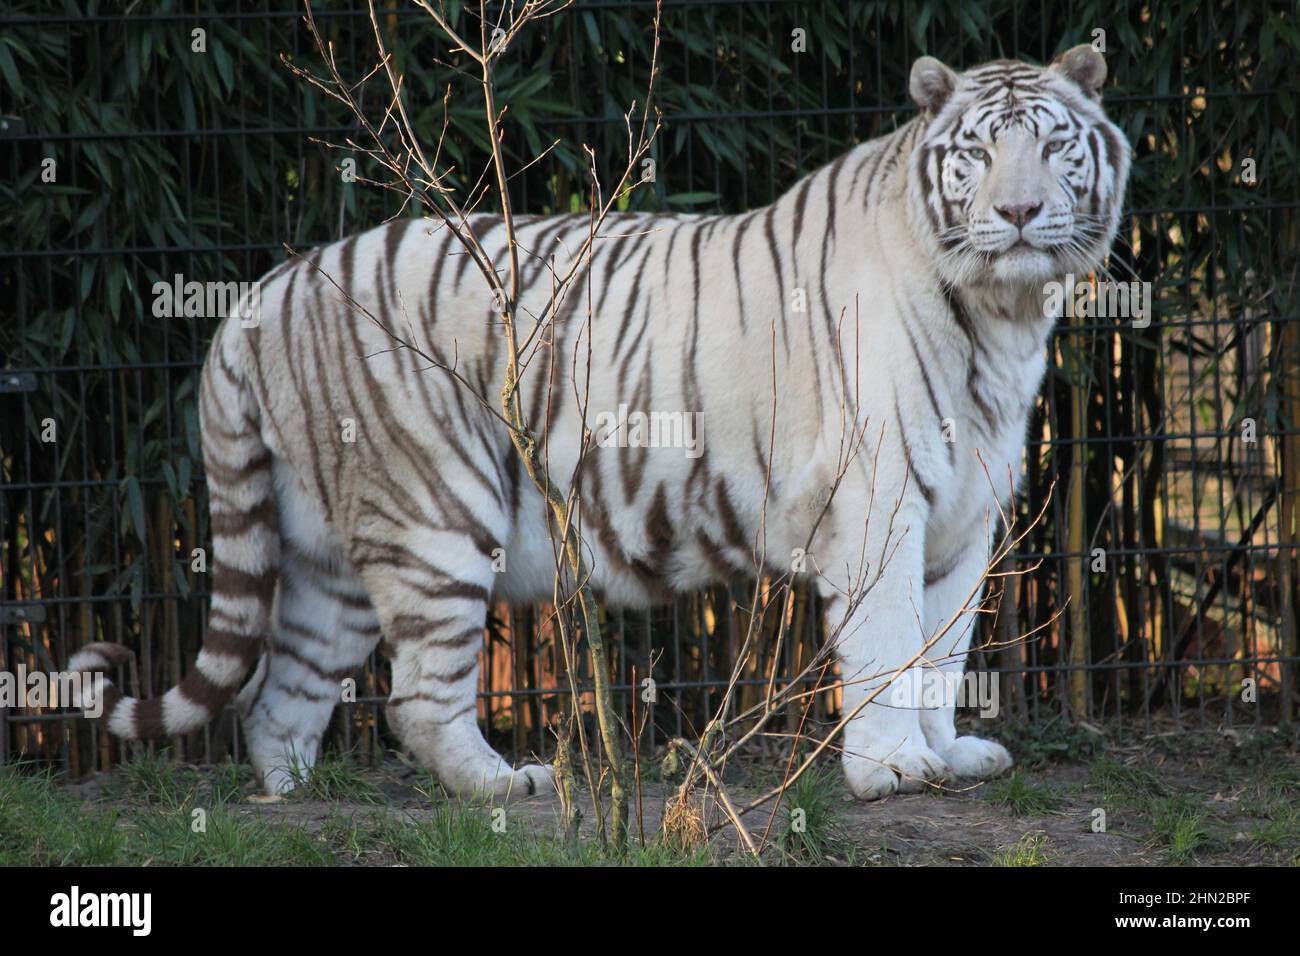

{"left": 511, "top": 606, "right": 527, "bottom": 757}
{"left": 786, "top": 585, "right": 808, "bottom": 737}
{"left": 1065, "top": 278, "right": 1090, "bottom": 717}
{"left": 1279, "top": 272, "right": 1299, "bottom": 722}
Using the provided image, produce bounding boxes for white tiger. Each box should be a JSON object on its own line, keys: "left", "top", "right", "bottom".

{"left": 72, "top": 45, "right": 1130, "bottom": 801}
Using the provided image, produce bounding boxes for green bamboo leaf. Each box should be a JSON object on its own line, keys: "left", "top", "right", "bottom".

{"left": 213, "top": 40, "right": 234, "bottom": 93}
{"left": 665, "top": 191, "right": 721, "bottom": 206}
{"left": 123, "top": 476, "right": 147, "bottom": 544}
{"left": 0, "top": 38, "right": 24, "bottom": 96}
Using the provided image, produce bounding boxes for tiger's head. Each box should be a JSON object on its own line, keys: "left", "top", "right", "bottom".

{"left": 906, "top": 45, "right": 1131, "bottom": 289}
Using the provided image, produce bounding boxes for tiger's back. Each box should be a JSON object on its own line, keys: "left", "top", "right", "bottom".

{"left": 242, "top": 142, "right": 909, "bottom": 602}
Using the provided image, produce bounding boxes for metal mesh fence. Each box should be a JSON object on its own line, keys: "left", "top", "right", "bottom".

{"left": 2, "top": 1, "right": 1297, "bottom": 772}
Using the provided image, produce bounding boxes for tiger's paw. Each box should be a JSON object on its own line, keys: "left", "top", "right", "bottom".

{"left": 843, "top": 743, "right": 950, "bottom": 800}
{"left": 502, "top": 763, "right": 555, "bottom": 800}
{"left": 939, "top": 736, "right": 1013, "bottom": 780}
{"left": 454, "top": 760, "right": 555, "bottom": 802}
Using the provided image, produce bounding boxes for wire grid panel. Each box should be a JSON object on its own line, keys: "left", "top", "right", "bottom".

{"left": 1, "top": 1, "right": 1296, "bottom": 770}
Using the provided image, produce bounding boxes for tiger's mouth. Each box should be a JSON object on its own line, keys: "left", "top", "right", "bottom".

{"left": 987, "top": 240, "right": 1059, "bottom": 283}
{"left": 978, "top": 232, "right": 1060, "bottom": 256}
{"left": 993, "top": 239, "right": 1053, "bottom": 260}
{"left": 998, "top": 239, "right": 1037, "bottom": 255}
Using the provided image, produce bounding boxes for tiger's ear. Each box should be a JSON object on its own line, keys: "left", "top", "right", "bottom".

{"left": 909, "top": 56, "right": 958, "bottom": 115}
{"left": 1050, "top": 44, "right": 1107, "bottom": 99}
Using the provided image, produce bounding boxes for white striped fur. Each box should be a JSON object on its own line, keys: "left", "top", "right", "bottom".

{"left": 72, "top": 47, "right": 1129, "bottom": 800}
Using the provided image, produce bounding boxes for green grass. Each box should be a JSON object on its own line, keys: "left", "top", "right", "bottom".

{"left": 1249, "top": 761, "right": 1300, "bottom": 801}
{"left": 1239, "top": 763, "right": 1300, "bottom": 860}
{"left": 101, "top": 753, "right": 247, "bottom": 807}
{"left": 0, "top": 764, "right": 128, "bottom": 866}
{"left": 1148, "top": 794, "right": 1214, "bottom": 864}
{"left": 1247, "top": 805, "right": 1300, "bottom": 855}
{"left": 989, "top": 832, "right": 1049, "bottom": 866}
{"left": 132, "top": 804, "right": 338, "bottom": 866}
{"left": 353, "top": 805, "right": 716, "bottom": 866}
{"left": 286, "top": 752, "right": 385, "bottom": 804}
{"left": 0, "top": 761, "right": 337, "bottom": 866}
{"left": 1088, "top": 755, "right": 1166, "bottom": 805}
{"left": 984, "top": 771, "right": 1063, "bottom": 817}
{"left": 774, "top": 764, "right": 845, "bottom": 864}
{"left": 0, "top": 762, "right": 719, "bottom": 867}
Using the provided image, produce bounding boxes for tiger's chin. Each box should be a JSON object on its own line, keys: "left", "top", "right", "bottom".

{"left": 985, "top": 244, "right": 1061, "bottom": 286}
{"left": 983, "top": 239, "right": 1112, "bottom": 291}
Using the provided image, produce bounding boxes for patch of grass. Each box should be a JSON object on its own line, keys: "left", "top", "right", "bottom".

{"left": 0, "top": 764, "right": 127, "bottom": 865}
{"left": 361, "top": 803, "right": 715, "bottom": 866}
{"left": 1240, "top": 763, "right": 1300, "bottom": 862}
{"left": 130, "top": 803, "right": 337, "bottom": 866}
{"left": 2, "top": 760, "right": 340, "bottom": 866}
{"left": 1149, "top": 794, "right": 1213, "bottom": 864}
{"left": 0, "top": 759, "right": 743, "bottom": 868}
{"left": 775, "top": 764, "right": 845, "bottom": 864}
{"left": 100, "top": 753, "right": 247, "bottom": 808}
{"left": 0, "top": 763, "right": 719, "bottom": 866}
{"left": 989, "top": 832, "right": 1049, "bottom": 866}
{"left": 9, "top": 757, "right": 730, "bottom": 866}
{"left": 1249, "top": 761, "right": 1300, "bottom": 802}
{"left": 1247, "top": 808, "right": 1300, "bottom": 854}
{"left": 985, "top": 771, "right": 1062, "bottom": 817}
{"left": 1089, "top": 755, "right": 1166, "bottom": 805}
{"left": 993, "top": 719, "right": 1102, "bottom": 766}
{"left": 1241, "top": 783, "right": 1300, "bottom": 857}
{"left": 92, "top": 755, "right": 320, "bottom": 864}
{"left": 287, "top": 753, "right": 384, "bottom": 804}
{"left": 391, "top": 802, "right": 528, "bottom": 865}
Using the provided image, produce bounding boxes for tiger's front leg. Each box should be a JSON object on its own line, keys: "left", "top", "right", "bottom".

{"left": 917, "top": 518, "right": 1013, "bottom": 780}
{"left": 815, "top": 484, "right": 951, "bottom": 799}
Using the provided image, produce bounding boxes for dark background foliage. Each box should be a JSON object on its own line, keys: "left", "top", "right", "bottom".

{"left": 2, "top": 0, "right": 1297, "bottom": 769}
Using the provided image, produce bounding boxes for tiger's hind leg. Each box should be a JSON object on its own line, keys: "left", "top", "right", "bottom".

{"left": 357, "top": 522, "right": 553, "bottom": 801}
{"left": 236, "top": 537, "right": 383, "bottom": 795}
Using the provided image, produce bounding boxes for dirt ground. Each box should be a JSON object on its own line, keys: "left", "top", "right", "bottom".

{"left": 53, "top": 720, "right": 1300, "bottom": 866}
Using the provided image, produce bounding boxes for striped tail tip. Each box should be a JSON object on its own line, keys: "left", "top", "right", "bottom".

{"left": 68, "top": 642, "right": 133, "bottom": 735}
{"left": 69, "top": 641, "right": 136, "bottom": 674}
{"left": 70, "top": 641, "right": 254, "bottom": 740}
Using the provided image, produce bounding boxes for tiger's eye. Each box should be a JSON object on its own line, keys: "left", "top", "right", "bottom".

{"left": 969, "top": 147, "right": 991, "bottom": 165}
{"left": 1042, "top": 140, "right": 1069, "bottom": 159}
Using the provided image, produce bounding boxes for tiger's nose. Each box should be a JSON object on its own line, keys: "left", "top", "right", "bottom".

{"left": 994, "top": 202, "right": 1042, "bottom": 228}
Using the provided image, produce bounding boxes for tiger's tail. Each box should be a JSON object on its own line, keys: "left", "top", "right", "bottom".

{"left": 70, "top": 315, "right": 280, "bottom": 739}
